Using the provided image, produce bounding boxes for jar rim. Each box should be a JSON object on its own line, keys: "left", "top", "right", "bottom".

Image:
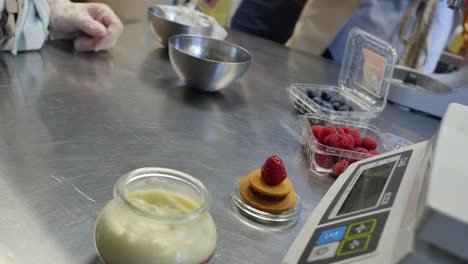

{"left": 114, "top": 167, "right": 212, "bottom": 222}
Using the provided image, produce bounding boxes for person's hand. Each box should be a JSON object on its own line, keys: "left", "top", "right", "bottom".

{"left": 49, "top": 0, "right": 123, "bottom": 51}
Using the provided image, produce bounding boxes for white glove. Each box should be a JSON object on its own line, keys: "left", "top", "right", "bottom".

{"left": 48, "top": 0, "right": 123, "bottom": 51}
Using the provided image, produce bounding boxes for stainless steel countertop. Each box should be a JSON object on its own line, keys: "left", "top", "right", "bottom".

{"left": 0, "top": 23, "right": 439, "bottom": 264}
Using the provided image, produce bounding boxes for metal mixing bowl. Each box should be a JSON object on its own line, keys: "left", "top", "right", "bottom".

{"left": 147, "top": 5, "right": 213, "bottom": 46}
{"left": 169, "top": 35, "right": 252, "bottom": 92}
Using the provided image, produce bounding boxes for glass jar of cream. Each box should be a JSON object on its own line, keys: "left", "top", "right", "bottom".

{"left": 95, "top": 168, "right": 216, "bottom": 264}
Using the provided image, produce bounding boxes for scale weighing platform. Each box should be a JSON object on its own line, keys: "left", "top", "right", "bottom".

{"left": 388, "top": 57, "right": 468, "bottom": 118}
{"left": 283, "top": 103, "right": 468, "bottom": 264}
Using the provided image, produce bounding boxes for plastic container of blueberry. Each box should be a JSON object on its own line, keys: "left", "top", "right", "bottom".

{"left": 289, "top": 28, "right": 398, "bottom": 123}
{"left": 299, "top": 113, "right": 410, "bottom": 177}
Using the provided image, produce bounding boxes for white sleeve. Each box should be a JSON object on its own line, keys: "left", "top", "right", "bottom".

{"left": 1, "top": 0, "right": 49, "bottom": 54}
{"left": 419, "top": 2, "right": 456, "bottom": 73}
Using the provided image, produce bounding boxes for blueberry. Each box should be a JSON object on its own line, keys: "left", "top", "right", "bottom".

{"left": 338, "top": 105, "right": 351, "bottom": 111}
{"left": 330, "top": 99, "right": 339, "bottom": 105}
{"left": 332, "top": 102, "right": 341, "bottom": 110}
{"left": 320, "top": 91, "right": 333, "bottom": 101}
{"left": 322, "top": 101, "right": 333, "bottom": 109}
{"left": 331, "top": 99, "right": 344, "bottom": 106}
{"left": 306, "top": 90, "right": 317, "bottom": 99}
{"left": 312, "top": 96, "right": 323, "bottom": 105}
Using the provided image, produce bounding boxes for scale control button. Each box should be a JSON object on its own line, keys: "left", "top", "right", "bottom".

{"left": 307, "top": 241, "right": 340, "bottom": 262}
{"left": 398, "top": 157, "right": 408, "bottom": 167}
{"left": 346, "top": 219, "right": 376, "bottom": 237}
{"left": 381, "top": 192, "right": 392, "bottom": 205}
{"left": 316, "top": 226, "right": 347, "bottom": 245}
{"left": 337, "top": 235, "right": 371, "bottom": 256}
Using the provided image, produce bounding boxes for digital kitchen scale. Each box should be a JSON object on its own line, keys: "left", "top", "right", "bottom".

{"left": 283, "top": 103, "right": 468, "bottom": 264}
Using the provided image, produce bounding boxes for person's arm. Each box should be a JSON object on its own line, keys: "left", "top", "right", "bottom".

{"left": 48, "top": 0, "right": 123, "bottom": 51}
{"left": 286, "top": 0, "right": 363, "bottom": 56}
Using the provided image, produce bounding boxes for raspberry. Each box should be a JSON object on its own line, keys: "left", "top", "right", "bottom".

{"left": 362, "top": 137, "right": 378, "bottom": 150}
{"left": 324, "top": 134, "right": 340, "bottom": 148}
{"left": 332, "top": 159, "right": 349, "bottom": 176}
{"left": 338, "top": 134, "right": 355, "bottom": 150}
{"left": 311, "top": 125, "right": 324, "bottom": 139}
{"left": 369, "top": 150, "right": 381, "bottom": 155}
{"left": 317, "top": 126, "right": 336, "bottom": 144}
{"left": 314, "top": 154, "right": 335, "bottom": 169}
{"left": 338, "top": 127, "right": 351, "bottom": 135}
{"left": 337, "top": 127, "right": 361, "bottom": 147}
{"left": 348, "top": 129, "right": 362, "bottom": 147}
{"left": 261, "top": 156, "right": 287, "bottom": 186}
{"left": 350, "top": 147, "right": 369, "bottom": 164}
{"left": 353, "top": 147, "right": 369, "bottom": 154}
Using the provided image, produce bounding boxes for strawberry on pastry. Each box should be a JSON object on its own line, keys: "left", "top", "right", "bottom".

{"left": 261, "top": 156, "right": 287, "bottom": 186}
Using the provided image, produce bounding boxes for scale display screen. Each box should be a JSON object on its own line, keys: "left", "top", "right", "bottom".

{"left": 337, "top": 161, "right": 396, "bottom": 216}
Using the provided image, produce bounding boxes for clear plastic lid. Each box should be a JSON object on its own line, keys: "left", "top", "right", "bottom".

{"left": 338, "top": 28, "right": 398, "bottom": 111}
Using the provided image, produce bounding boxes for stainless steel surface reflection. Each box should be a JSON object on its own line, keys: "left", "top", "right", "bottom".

{"left": 169, "top": 35, "right": 252, "bottom": 92}
{"left": 0, "top": 23, "right": 439, "bottom": 264}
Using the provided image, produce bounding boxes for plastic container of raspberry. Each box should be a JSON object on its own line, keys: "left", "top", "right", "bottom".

{"left": 289, "top": 28, "right": 398, "bottom": 123}
{"left": 300, "top": 113, "right": 397, "bottom": 177}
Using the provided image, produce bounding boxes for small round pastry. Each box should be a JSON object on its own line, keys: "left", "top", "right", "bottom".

{"left": 248, "top": 169, "right": 293, "bottom": 198}
{"left": 239, "top": 176, "right": 296, "bottom": 213}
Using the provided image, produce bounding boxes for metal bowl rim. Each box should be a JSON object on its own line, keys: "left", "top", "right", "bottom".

{"left": 147, "top": 5, "right": 213, "bottom": 29}
{"left": 169, "top": 34, "right": 253, "bottom": 65}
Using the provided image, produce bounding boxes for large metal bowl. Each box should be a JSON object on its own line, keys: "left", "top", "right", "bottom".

{"left": 169, "top": 35, "right": 252, "bottom": 92}
{"left": 147, "top": 5, "right": 213, "bottom": 46}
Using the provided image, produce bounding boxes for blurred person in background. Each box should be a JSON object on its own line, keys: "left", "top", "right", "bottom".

{"left": 231, "top": 0, "right": 307, "bottom": 44}
{"left": 0, "top": 0, "right": 123, "bottom": 54}
{"left": 462, "top": 2, "right": 468, "bottom": 67}
{"left": 287, "top": 0, "right": 458, "bottom": 74}
{"left": 197, "top": 0, "right": 233, "bottom": 26}
{"left": 232, "top": 0, "right": 462, "bottom": 74}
